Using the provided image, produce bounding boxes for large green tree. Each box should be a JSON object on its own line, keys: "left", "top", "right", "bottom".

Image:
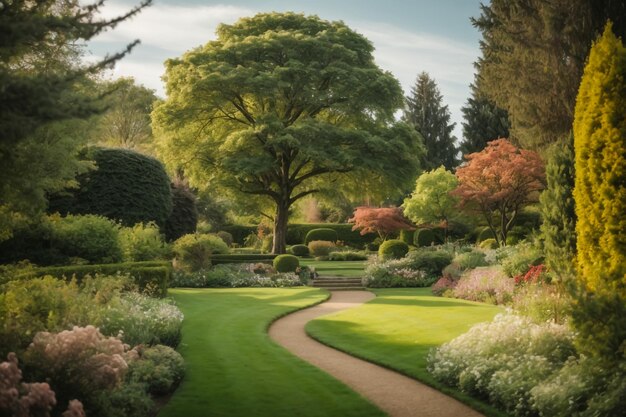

{"left": 153, "top": 12, "right": 422, "bottom": 254}
{"left": 404, "top": 72, "right": 457, "bottom": 170}
{"left": 473, "top": 0, "right": 626, "bottom": 150}
{"left": 460, "top": 82, "right": 510, "bottom": 156}
{"left": 0, "top": 0, "right": 151, "bottom": 240}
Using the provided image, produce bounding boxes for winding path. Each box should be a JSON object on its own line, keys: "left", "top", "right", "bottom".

{"left": 269, "top": 290, "right": 485, "bottom": 417}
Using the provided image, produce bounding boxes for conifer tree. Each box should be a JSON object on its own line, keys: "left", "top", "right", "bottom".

{"left": 404, "top": 72, "right": 458, "bottom": 170}
{"left": 572, "top": 23, "right": 626, "bottom": 359}
{"left": 539, "top": 133, "right": 576, "bottom": 278}
{"left": 460, "top": 83, "right": 510, "bottom": 156}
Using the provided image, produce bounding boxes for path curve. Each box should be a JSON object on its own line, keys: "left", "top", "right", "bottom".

{"left": 269, "top": 290, "right": 484, "bottom": 417}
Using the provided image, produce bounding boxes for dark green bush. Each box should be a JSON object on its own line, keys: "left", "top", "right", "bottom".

{"left": 305, "top": 228, "right": 338, "bottom": 244}
{"left": 216, "top": 231, "right": 234, "bottom": 247}
{"left": 327, "top": 251, "right": 368, "bottom": 261}
{"left": 273, "top": 254, "right": 300, "bottom": 272}
{"left": 379, "top": 239, "right": 409, "bottom": 260}
{"left": 164, "top": 183, "right": 197, "bottom": 241}
{"left": 399, "top": 229, "right": 415, "bottom": 246}
{"left": 49, "top": 148, "right": 172, "bottom": 227}
{"left": 289, "top": 244, "right": 310, "bottom": 256}
{"left": 405, "top": 249, "right": 454, "bottom": 277}
{"left": 221, "top": 225, "right": 257, "bottom": 245}
{"left": 414, "top": 228, "right": 441, "bottom": 247}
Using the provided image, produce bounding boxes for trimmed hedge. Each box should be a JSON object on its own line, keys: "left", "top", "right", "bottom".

{"left": 49, "top": 148, "right": 172, "bottom": 227}
{"left": 289, "top": 244, "right": 310, "bottom": 256}
{"left": 304, "top": 228, "right": 338, "bottom": 244}
{"left": 16, "top": 261, "right": 171, "bottom": 297}
{"left": 273, "top": 255, "right": 300, "bottom": 272}
{"left": 210, "top": 254, "right": 278, "bottom": 265}
{"left": 379, "top": 239, "right": 409, "bottom": 260}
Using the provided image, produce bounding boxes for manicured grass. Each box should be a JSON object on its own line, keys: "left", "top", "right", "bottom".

{"left": 300, "top": 259, "right": 366, "bottom": 277}
{"left": 306, "top": 288, "right": 508, "bottom": 417}
{"left": 159, "top": 288, "right": 385, "bottom": 417}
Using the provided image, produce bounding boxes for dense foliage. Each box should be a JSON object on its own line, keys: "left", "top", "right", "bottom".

{"left": 172, "top": 233, "right": 229, "bottom": 272}
{"left": 49, "top": 148, "right": 173, "bottom": 228}
{"left": 164, "top": 182, "right": 198, "bottom": 241}
{"left": 153, "top": 12, "right": 422, "bottom": 253}
{"left": 573, "top": 24, "right": 626, "bottom": 359}
{"left": 349, "top": 207, "right": 414, "bottom": 241}
{"left": 304, "top": 228, "right": 338, "bottom": 244}
{"left": 378, "top": 239, "right": 409, "bottom": 261}
{"left": 273, "top": 255, "right": 300, "bottom": 273}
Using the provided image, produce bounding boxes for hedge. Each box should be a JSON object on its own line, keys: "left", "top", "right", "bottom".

{"left": 210, "top": 253, "right": 278, "bottom": 265}
{"left": 221, "top": 225, "right": 257, "bottom": 245}
{"left": 16, "top": 261, "right": 171, "bottom": 297}
{"left": 304, "top": 228, "right": 338, "bottom": 244}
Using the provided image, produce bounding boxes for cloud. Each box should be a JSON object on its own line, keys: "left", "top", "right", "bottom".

{"left": 86, "top": 2, "right": 478, "bottom": 139}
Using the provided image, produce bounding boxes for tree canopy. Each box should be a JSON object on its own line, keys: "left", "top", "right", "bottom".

{"left": 454, "top": 139, "right": 545, "bottom": 246}
{"left": 349, "top": 207, "right": 414, "bottom": 241}
{"left": 153, "top": 12, "right": 423, "bottom": 253}
{"left": 404, "top": 72, "right": 457, "bottom": 170}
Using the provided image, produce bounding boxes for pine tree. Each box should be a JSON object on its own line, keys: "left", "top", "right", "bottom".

{"left": 572, "top": 23, "right": 626, "bottom": 359}
{"left": 460, "top": 83, "right": 510, "bottom": 156}
{"left": 404, "top": 72, "right": 458, "bottom": 170}
{"left": 539, "top": 133, "right": 576, "bottom": 278}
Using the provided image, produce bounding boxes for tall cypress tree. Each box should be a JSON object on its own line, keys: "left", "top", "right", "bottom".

{"left": 460, "top": 83, "right": 510, "bottom": 156}
{"left": 572, "top": 23, "right": 626, "bottom": 359}
{"left": 539, "top": 133, "right": 576, "bottom": 278}
{"left": 404, "top": 72, "right": 458, "bottom": 170}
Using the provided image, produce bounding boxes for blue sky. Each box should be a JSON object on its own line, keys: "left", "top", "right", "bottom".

{"left": 89, "top": 0, "right": 484, "bottom": 140}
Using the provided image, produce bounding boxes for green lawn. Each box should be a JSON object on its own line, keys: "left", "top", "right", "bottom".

{"left": 159, "top": 288, "right": 385, "bottom": 417}
{"left": 300, "top": 259, "right": 366, "bottom": 277}
{"left": 306, "top": 288, "right": 508, "bottom": 417}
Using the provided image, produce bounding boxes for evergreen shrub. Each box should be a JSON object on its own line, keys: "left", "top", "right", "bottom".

{"left": 273, "top": 254, "right": 300, "bottom": 272}
{"left": 378, "top": 239, "right": 409, "bottom": 260}
{"left": 289, "top": 244, "right": 310, "bottom": 256}
{"left": 304, "top": 228, "right": 338, "bottom": 244}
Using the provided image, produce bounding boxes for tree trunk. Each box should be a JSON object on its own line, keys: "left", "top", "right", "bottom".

{"left": 272, "top": 199, "right": 289, "bottom": 254}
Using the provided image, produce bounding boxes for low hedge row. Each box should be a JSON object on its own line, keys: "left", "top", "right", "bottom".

{"left": 16, "top": 261, "right": 171, "bottom": 297}
{"left": 210, "top": 253, "right": 278, "bottom": 265}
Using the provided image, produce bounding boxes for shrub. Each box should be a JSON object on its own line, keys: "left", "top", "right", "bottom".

{"left": 452, "top": 266, "right": 514, "bottom": 304}
{"left": 512, "top": 283, "right": 570, "bottom": 324}
{"left": 399, "top": 229, "right": 415, "bottom": 245}
{"left": 164, "top": 183, "right": 198, "bottom": 241}
{"left": 404, "top": 249, "right": 453, "bottom": 278}
{"left": 172, "top": 233, "right": 229, "bottom": 272}
{"left": 378, "top": 239, "right": 409, "bottom": 260}
{"left": 363, "top": 260, "right": 433, "bottom": 288}
{"left": 220, "top": 225, "right": 257, "bottom": 245}
{"left": 289, "top": 244, "right": 310, "bottom": 256}
{"left": 273, "top": 254, "right": 300, "bottom": 273}
{"left": 119, "top": 222, "right": 169, "bottom": 262}
{"left": 431, "top": 276, "right": 457, "bottom": 296}
{"left": 304, "top": 228, "right": 338, "bottom": 244}
{"left": 479, "top": 238, "right": 498, "bottom": 249}
{"left": 308, "top": 240, "right": 336, "bottom": 257}
{"left": 170, "top": 264, "right": 304, "bottom": 288}
{"left": 500, "top": 243, "right": 544, "bottom": 277}
{"left": 452, "top": 250, "right": 488, "bottom": 270}
{"left": 327, "top": 251, "right": 368, "bottom": 261}
{"left": 216, "top": 231, "right": 234, "bottom": 247}
{"left": 127, "top": 344, "right": 185, "bottom": 396}
{"left": 428, "top": 314, "right": 576, "bottom": 417}
{"left": 49, "top": 213, "right": 122, "bottom": 264}
{"left": 48, "top": 148, "right": 172, "bottom": 228}
{"left": 414, "top": 228, "right": 440, "bottom": 247}
{"left": 287, "top": 223, "right": 376, "bottom": 247}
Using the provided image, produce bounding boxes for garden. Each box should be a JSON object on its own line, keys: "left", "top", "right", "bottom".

{"left": 2, "top": 2, "right": 626, "bottom": 417}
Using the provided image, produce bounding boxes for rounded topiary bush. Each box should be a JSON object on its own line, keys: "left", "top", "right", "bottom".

{"left": 273, "top": 254, "right": 300, "bottom": 273}
{"left": 164, "top": 183, "right": 198, "bottom": 241}
{"left": 304, "top": 228, "right": 338, "bottom": 244}
{"left": 49, "top": 148, "right": 172, "bottom": 228}
{"left": 290, "top": 244, "right": 310, "bottom": 257}
{"left": 173, "top": 233, "right": 229, "bottom": 272}
{"left": 379, "top": 239, "right": 409, "bottom": 260}
{"left": 414, "top": 228, "right": 438, "bottom": 247}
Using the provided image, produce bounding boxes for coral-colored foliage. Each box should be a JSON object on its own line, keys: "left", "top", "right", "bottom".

{"left": 349, "top": 207, "right": 414, "bottom": 240}
{"left": 454, "top": 139, "right": 544, "bottom": 244}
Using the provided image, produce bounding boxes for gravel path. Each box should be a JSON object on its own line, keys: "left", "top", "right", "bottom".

{"left": 269, "top": 290, "right": 485, "bottom": 417}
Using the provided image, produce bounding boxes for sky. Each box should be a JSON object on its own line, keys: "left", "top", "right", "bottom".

{"left": 88, "top": 0, "right": 484, "bottom": 141}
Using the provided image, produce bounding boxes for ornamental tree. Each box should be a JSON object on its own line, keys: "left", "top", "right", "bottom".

{"left": 153, "top": 12, "right": 422, "bottom": 253}
{"left": 572, "top": 23, "right": 626, "bottom": 359}
{"left": 349, "top": 206, "right": 414, "bottom": 241}
{"left": 453, "top": 139, "right": 545, "bottom": 246}
{"left": 402, "top": 166, "right": 459, "bottom": 241}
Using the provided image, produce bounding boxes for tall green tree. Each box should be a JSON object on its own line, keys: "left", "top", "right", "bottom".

{"left": 473, "top": 0, "right": 626, "bottom": 150}
{"left": 153, "top": 13, "right": 422, "bottom": 254}
{"left": 404, "top": 72, "right": 458, "bottom": 170}
{"left": 460, "top": 83, "right": 509, "bottom": 156}
{"left": 0, "top": 0, "right": 151, "bottom": 240}
{"left": 572, "top": 23, "right": 626, "bottom": 359}
{"left": 539, "top": 133, "right": 576, "bottom": 278}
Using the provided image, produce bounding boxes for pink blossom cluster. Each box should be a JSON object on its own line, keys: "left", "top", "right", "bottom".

{"left": 27, "top": 325, "right": 135, "bottom": 391}
{"left": 0, "top": 352, "right": 85, "bottom": 417}
{"left": 452, "top": 266, "right": 515, "bottom": 304}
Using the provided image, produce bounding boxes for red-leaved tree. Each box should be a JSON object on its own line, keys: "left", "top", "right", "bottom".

{"left": 349, "top": 207, "right": 414, "bottom": 240}
{"left": 453, "top": 139, "right": 545, "bottom": 246}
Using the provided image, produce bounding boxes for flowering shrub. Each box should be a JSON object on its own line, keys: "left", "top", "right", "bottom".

{"left": 452, "top": 266, "right": 514, "bottom": 304}
{"left": 514, "top": 264, "right": 547, "bottom": 286}
{"left": 95, "top": 293, "right": 184, "bottom": 347}
{"left": 431, "top": 276, "right": 456, "bottom": 296}
{"left": 499, "top": 242, "right": 544, "bottom": 278}
{"left": 428, "top": 314, "right": 576, "bottom": 417}
{"left": 363, "top": 260, "right": 433, "bottom": 288}
{"left": 127, "top": 345, "right": 185, "bottom": 396}
{"left": 170, "top": 264, "right": 304, "bottom": 288}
